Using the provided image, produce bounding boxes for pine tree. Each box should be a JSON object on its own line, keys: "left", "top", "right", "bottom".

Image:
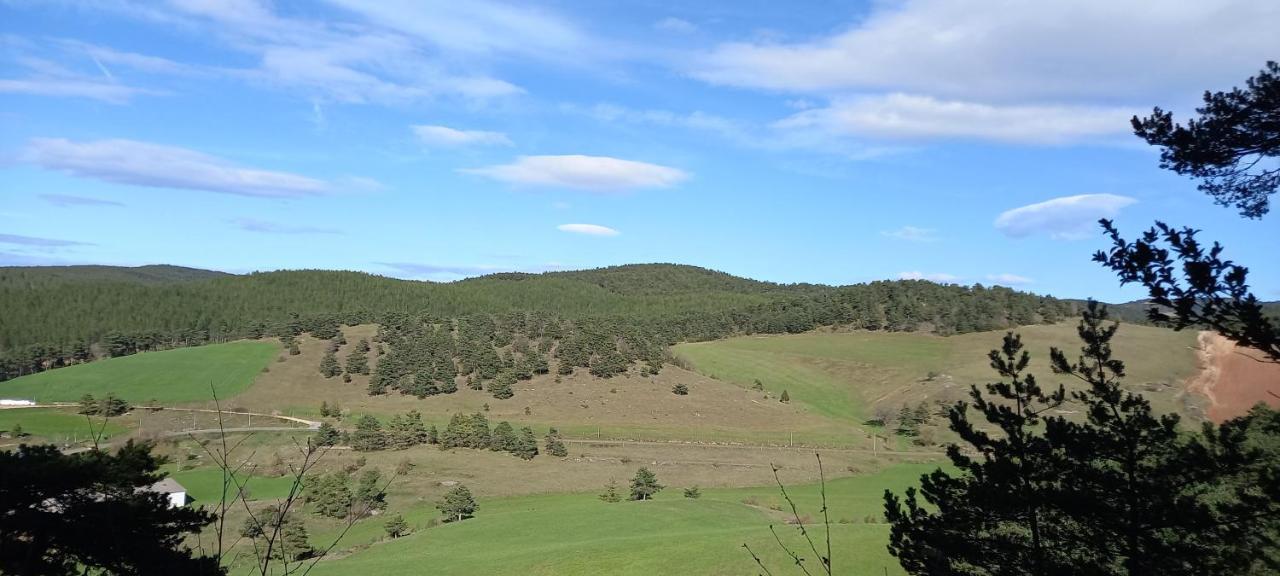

{"left": 309, "top": 473, "right": 352, "bottom": 519}
{"left": 351, "top": 415, "right": 386, "bottom": 452}
{"left": 77, "top": 394, "right": 96, "bottom": 415}
{"left": 895, "top": 404, "right": 919, "bottom": 437}
{"left": 545, "top": 430, "right": 568, "bottom": 457}
{"left": 314, "top": 422, "right": 340, "bottom": 446}
{"left": 278, "top": 515, "right": 313, "bottom": 561}
{"left": 319, "top": 350, "right": 341, "bottom": 378}
{"left": 683, "top": 486, "right": 701, "bottom": 499}
{"left": 488, "top": 370, "right": 515, "bottom": 399}
{"left": 384, "top": 514, "right": 409, "bottom": 538}
{"left": 671, "top": 382, "right": 689, "bottom": 395}
{"left": 438, "top": 484, "right": 478, "bottom": 522}
{"left": 513, "top": 427, "right": 539, "bottom": 460}
{"left": 629, "top": 467, "right": 663, "bottom": 501}
{"left": 490, "top": 421, "right": 516, "bottom": 452}
{"left": 354, "top": 469, "right": 386, "bottom": 513}
{"left": 427, "top": 424, "right": 439, "bottom": 445}
{"left": 599, "top": 479, "right": 622, "bottom": 503}
{"left": 319, "top": 401, "right": 331, "bottom": 418}
{"left": 345, "top": 346, "right": 369, "bottom": 375}
{"left": 779, "top": 390, "right": 790, "bottom": 403}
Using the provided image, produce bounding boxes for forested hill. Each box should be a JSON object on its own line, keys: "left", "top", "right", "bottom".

{"left": 1, "top": 263, "right": 1077, "bottom": 379}
{"left": 0, "top": 264, "right": 228, "bottom": 288}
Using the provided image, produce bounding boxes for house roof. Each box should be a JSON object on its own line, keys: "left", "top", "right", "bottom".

{"left": 147, "top": 478, "right": 187, "bottom": 494}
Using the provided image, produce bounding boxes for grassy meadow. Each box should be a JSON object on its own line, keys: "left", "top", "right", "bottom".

{"left": 0, "top": 340, "right": 278, "bottom": 404}
{"left": 0, "top": 407, "right": 127, "bottom": 444}
{"left": 674, "top": 322, "right": 1202, "bottom": 424}
{"left": 300, "top": 461, "right": 936, "bottom": 576}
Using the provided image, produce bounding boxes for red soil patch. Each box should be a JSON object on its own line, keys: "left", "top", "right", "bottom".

{"left": 1187, "top": 332, "right": 1280, "bottom": 422}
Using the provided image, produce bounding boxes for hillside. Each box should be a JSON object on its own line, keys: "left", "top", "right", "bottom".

{"left": 1, "top": 264, "right": 1077, "bottom": 383}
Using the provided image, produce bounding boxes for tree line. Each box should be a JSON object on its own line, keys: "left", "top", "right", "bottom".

{"left": 1, "top": 265, "right": 1077, "bottom": 383}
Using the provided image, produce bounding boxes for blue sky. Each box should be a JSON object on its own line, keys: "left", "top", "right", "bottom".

{"left": 1, "top": 0, "right": 1277, "bottom": 301}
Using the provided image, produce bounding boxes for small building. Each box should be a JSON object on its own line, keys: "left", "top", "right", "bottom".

{"left": 146, "top": 478, "right": 188, "bottom": 508}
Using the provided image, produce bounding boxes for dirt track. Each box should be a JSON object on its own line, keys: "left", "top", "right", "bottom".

{"left": 1188, "top": 331, "right": 1280, "bottom": 422}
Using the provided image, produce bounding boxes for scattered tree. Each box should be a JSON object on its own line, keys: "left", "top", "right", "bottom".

{"left": 683, "top": 486, "right": 701, "bottom": 499}
{"left": 630, "top": 467, "right": 663, "bottom": 501}
{"left": 599, "top": 479, "right": 623, "bottom": 503}
{"left": 350, "top": 415, "right": 386, "bottom": 452}
{"left": 672, "top": 382, "right": 689, "bottom": 395}
{"left": 383, "top": 514, "right": 409, "bottom": 539}
{"left": 319, "top": 350, "right": 341, "bottom": 378}
{"left": 438, "top": 484, "right": 478, "bottom": 522}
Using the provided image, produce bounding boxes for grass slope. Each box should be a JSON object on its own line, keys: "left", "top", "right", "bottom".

{"left": 307, "top": 462, "right": 936, "bottom": 576}
{"left": 169, "top": 467, "right": 298, "bottom": 505}
{"left": 0, "top": 341, "right": 277, "bottom": 403}
{"left": 675, "top": 323, "right": 1201, "bottom": 423}
{"left": 0, "top": 407, "right": 126, "bottom": 440}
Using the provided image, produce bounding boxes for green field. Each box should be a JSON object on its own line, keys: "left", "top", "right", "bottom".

{"left": 0, "top": 407, "right": 127, "bottom": 441}
{"left": 674, "top": 323, "right": 1201, "bottom": 423}
{"left": 0, "top": 341, "right": 278, "bottom": 404}
{"left": 169, "top": 466, "right": 299, "bottom": 504}
{"left": 305, "top": 462, "right": 936, "bottom": 576}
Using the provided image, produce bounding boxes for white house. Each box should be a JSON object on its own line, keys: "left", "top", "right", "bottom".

{"left": 146, "top": 477, "right": 188, "bottom": 508}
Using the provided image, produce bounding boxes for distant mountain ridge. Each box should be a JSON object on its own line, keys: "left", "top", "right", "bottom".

{"left": 0, "top": 264, "right": 229, "bottom": 287}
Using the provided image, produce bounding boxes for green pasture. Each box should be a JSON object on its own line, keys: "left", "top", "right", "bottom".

{"left": 305, "top": 462, "right": 938, "bottom": 576}
{"left": 0, "top": 341, "right": 278, "bottom": 404}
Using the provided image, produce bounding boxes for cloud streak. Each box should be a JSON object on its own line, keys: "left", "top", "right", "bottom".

{"left": 986, "top": 273, "right": 1034, "bottom": 285}
{"left": 898, "top": 271, "right": 960, "bottom": 282}
{"left": 464, "top": 155, "right": 688, "bottom": 192}
{"left": 776, "top": 94, "right": 1134, "bottom": 144}
{"left": 995, "top": 194, "right": 1137, "bottom": 240}
{"left": 0, "top": 233, "right": 93, "bottom": 248}
{"left": 24, "top": 138, "right": 330, "bottom": 198}
{"left": 231, "top": 218, "right": 341, "bottom": 234}
{"left": 413, "top": 125, "right": 512, "bottom": 147}
{"left": 40, "top": 194, "right": 126, "bottom": 207}
{"left": 557, "top": 223, "right": 620, "bottom": 236}
{"left": 881, "top": 225, "right": 937, "bottom": 242}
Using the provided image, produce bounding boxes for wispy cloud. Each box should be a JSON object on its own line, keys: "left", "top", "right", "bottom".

{"left": 994, "top": 194, "right": 1137, "bottom": 240}
{"left": 986, "top": 273, "right": 1034, "bottom": 285}
{"left": 654, "top": 17, "right": 697, "bottom": 34}
{"left": 691, "top": 0, "right": 1279, "bottom": 102}
{"left": 0, "top": 78, "right": 161, "bottom": 104}
{"left": 413, "top": 125, "right": 512, "bottom": 147}
{"left": 557, "top": 223, "right": 620, "bottom": 236}
{"left": 377, "top": 261, "right": 567, "bottom": 280}
{"left": 881, "top": 225, "right": 938, "bottom": 242}
{"left": 40, "top": 194, "right": 126, "bottom": 208}
{"left": 775, "top": 94, "right": 1134, "bottom": 144}
{"left": 463, "top": 155, "right": 688, "bottom": 192}
{"left": 898, "top": 271, "right": 960, "bottom": 282}
{"left": 231, "top": 218, "right": 341, "bottom": 234}
{"left": 0, "top": 233, "right": 93, "bottom": 248}
{"left": 23, "top": 138, "right": 330, "bottom": 198}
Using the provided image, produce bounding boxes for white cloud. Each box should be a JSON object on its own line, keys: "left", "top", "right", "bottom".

{"left": 986, "top": 273, "right": 1034, "bottom": 285}
{"left": 775, "top": 94, "right": 1134, "bottom": 144}
{"left": 413, "top": 125, "right": 512, "bottom": 147}
{"left": 23, "top": 138, "right": 329, "bottom": 198}
{"left": 898, "top": 271, "right": 960, "bottom": 282}
{"left": 655, "top": 17, "right": 697, "bottom": 34}
{"left": 557, "top": 223, "right": 620, "bottom": 237}
{"left": 881, "top": 225, "right": 938, "bottom": 242}
{"left": 692, "top": 0, "right": 1280, "bottom": 102}
{"left": 463, "top": 155, "right": 687, "bottom": 192}
{"left": 994, "top": 194, "right": 1137, "bottom": 240}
